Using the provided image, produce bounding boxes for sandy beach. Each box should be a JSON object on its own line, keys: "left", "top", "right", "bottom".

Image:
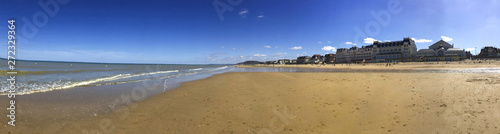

{"left": 3, "top": 64, "right": 500, "bottom": 133}
{"left": 236, "top": 59, "right": 500, "bottom": 70}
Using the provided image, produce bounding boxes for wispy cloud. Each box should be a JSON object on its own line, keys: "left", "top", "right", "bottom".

{"left": 275, "top": 53, "right": 287, "bottom": 55}
{"left": 318, "top": 41, "right": 322, "bottom": 44}
{"left": 264, "top": 45, "right": 271, "bottom": 48}
{"left": 239, "top": 9, "right": 249, "bottom": 17}
{"left": 345, "top": 41, "right": 357, "bottom": 45}
{"left": 363, "top": 38, "right": 380, "bottom": 44}
{"left": 289, "top": 46, "right": 302, "bottom": 50}
{"left": 327, "top": 41, "right": 331, "bottom": 44}
{"left": 257, "top": 14, "right": 264, "bottom": 18}
{"left": 206, "top": 52, "right": 227, "bottom": 61}
{"left": 321, "top": 46, "right": 337, "bottom": 52}
{"left": 253, "top": 54, "right": 266, "bottom": 57}
{"left": 441, "top": 36, "right": 453, "bottom": 42}
{"left": 411, "top": 38, "right": 432, "bottom": 43}
{"left": 478, "top": 17, "right": 500, "bottom": 31}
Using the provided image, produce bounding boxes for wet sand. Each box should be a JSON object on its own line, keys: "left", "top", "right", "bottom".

{"left": 3, "top": 71, "right": 500, "bottom": 133}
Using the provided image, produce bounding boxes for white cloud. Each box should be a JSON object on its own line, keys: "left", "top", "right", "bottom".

{"left": 384, "top": 40, "right": 391, "bottom": 42}
{"left": 363, "top": 38, "right": 380, "bottom": 44}
{"left": 290, "top": 46, "right": 302, "bottom": 50}
{"left": 264, "top": 45, "right": 271, "bottom": 48}
{"left": 345, "top": 41, "right": 353, "bottom": 45}
{"left": 253, "top": 54, "right": 266, "bottom": 57}
{"left": 275, "top": 46, "right": 278, "bottom": 48}
{"left": 465, "top": 48, "right": 475, "bottom": 51}
{"left": 275, "top": 53, "right": 287, "bottom": 55}
{"left": 232, "top": 48, "right": 236, "bottom": 50}
{"left": 206, "top": 52, "right": 227, "bottom": 61}
{"left": 221, "top": 46, "right": 225, "bottom": 48}
{"left": 411, "top": 38, "right": 432, "bottom": 43}
{"left": 327, "top": 41, "right": 331, "bottom": 44}
{"left": 441, "top": 36, "right": 453, "bottom": 42}
{"left": 258, "top": 14, "right": 264, "bottom": 18}
{"left": 322, "top": 46, "right": 337, "bottom": 52}
{"left": 239, "top": 9, "right": 249, "bottom": 17}
{"left": 318, "top": 41, "right": 322, "bottom": 44}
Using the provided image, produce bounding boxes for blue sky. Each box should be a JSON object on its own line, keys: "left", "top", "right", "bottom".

{"left": 1, "top": 0, "right": 499, "bottom": 64}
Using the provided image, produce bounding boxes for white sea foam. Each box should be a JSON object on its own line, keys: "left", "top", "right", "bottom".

{"left": 188, "top": 68, "right": 203, "bottom": 71}
{"left": 0, "top": 70, "right": 179, "bottom": 95}
{"left": 1, "top": 66, "right": 231, "bottom": 95}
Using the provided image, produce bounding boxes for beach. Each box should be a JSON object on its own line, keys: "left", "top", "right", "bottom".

{"left": 2, "top": 63, "right": 500, "bottom": 133}
{"left": 236, "top": 59, "right": 500, "bottom": 70}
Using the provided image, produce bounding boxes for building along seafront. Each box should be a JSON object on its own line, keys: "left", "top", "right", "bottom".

{"left": 307, "top": 54, "right": 324, "bottom": 64}
{"left": 477, "top": 46, "right": 500, "bottom": 58}
{"left": 324, "top": 54, "right": 336, "bottom": 64}
{"left": 336, "top": 37, "right": 418, "bottom": 63}
{"left": 416, "top": 40, "right": 468, "bottom": 61}
{"left": 297, "top": 56, "right": 311, "bottom": 64}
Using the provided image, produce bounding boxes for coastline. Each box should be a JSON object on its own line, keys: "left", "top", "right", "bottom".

{"left": 235, "top": 60, "right": 500, "bottom": 70}
{"left": 3, "top": 66, "right": 500, "bottom": 133}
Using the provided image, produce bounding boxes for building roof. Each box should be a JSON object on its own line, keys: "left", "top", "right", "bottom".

{"left": 447, "top": 48, "right": 464, "bottom": 51}
{"left": 429, "top": 40, "right": 453, "bottom": 50}
{"left": 373, "top": 37, "right": 414, "bottom": 47}
{"left": 417, "top": 49, "right": 435, "bottom": 52}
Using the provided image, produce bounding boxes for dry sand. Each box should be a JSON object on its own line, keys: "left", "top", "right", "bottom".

{"left": 4, "top": 70, "right": 500, "bottom": 133}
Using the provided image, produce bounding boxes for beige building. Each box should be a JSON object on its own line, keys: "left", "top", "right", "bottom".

{"left": 336, "top": 46, "right": 373, "bottom": 63}
{"left": 416, "top": 40, "right": 467, "bottom": 61}
{"left": 297, "top": 56, "right": 310, "bottom": 64}
{"left": 336, "top": 37, "right": 418, "bottom": 63}
{"left": 324, "top": 54, "right": 336, "bottom": 63}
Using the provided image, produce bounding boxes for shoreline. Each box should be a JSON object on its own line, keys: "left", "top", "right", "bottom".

{"left": 235, "top": 60, "right": 500, "bottom": 70}
{"left": 3, "top": 69, "right": 500, "bottom": 133}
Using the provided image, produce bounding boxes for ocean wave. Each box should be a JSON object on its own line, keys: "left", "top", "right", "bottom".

{"left": 0, "top": 69, "right": 122, "bottom": 75}
{"left": 0, "top": 66, "right": 230, "bottom": 95}
{"left": 211, "top": 66, "right": 228, "bottom": 71}
{"left": 0, "top": 70, "right": 179, "bottom": 95}
{"left": 188, "top": 68, "right": 203, "bottom": 71}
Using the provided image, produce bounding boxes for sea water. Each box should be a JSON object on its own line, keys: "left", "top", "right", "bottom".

{"left": 0, "top": 59, "right": 230, "bottom": 95}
